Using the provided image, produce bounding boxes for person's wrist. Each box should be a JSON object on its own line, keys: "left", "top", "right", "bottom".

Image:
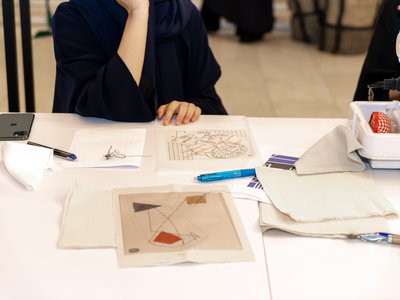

{"left": 126, "top": 3, "right": 149, "bottom": 17}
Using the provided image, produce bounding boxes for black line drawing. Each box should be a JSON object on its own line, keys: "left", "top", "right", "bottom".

{"left": 166, "top": 130, "right": 250, "bottom": 160}
{"left": 104, "top": 145, "right": 128, "bottom": 160}
{"left": 115, "top": 188, "right": 253, "bottom": 266}
{"left": 104, "top": 145, "right": 151, "bottom": 160}
{"left": 129, "top": 194, "right": 207, "bottom": 250}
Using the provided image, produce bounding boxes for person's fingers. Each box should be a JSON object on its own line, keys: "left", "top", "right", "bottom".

{"left": 158, "top": 101, "right": 201, "bottom": 125}
{"left": 163, "top": 101, "right": 180, "bottom": 125}
{"left": 175, "top": 102, "right": 189, "bottom": 125}
{"left": 157, "top": 104, "right": 167, "bottom": 119}
{"left": 182, "top": 103, "right": 196, "bottom": 124}
{"left": 190, "top": 107, "right": 201, "bottom": 122}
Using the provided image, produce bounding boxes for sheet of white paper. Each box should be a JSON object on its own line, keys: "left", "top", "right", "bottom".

{"left": 63, "top": 129, "right": 147, "bottom": 168}
{"left": 229, "top": 178, "right": 270, "bottom": 204}
{"left": 155, "top": 115, "right": 259, "bottom": 172}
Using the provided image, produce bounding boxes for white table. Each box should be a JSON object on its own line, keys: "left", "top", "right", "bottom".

{"left": 1, "top": 114, "right": 400, "bottom": 300}
{"left": 249, "top": 118, "right": 400, "bottom": 300}
{"left": 0, "top": 114, "right": 269, "bottom": 300}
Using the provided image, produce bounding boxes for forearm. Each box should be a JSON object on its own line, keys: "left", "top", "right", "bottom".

{"left": 117, "top": 5, "right": 149, "bottom": 84}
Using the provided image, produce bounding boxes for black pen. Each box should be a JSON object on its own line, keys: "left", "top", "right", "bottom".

{"left": 27, "top": 141, "right": 77, "bottom": 161}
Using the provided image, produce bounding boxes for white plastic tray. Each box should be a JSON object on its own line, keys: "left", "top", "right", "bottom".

{"left": 349, "top": 101, "right": 400, "bottom": 168}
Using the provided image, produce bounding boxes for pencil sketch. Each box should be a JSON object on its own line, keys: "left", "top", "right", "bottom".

{"left": 131, "top": 197, "right": 206, "bottom": 249}
{"left": 103, "top": 145, "right": 151, "bottom": 160}
{"left": 117, "top": 192, "right": 242, "bottom": 255}
{"left": 104, "top": 145, "right": 128, "bottom": 160}
{"left": 166, "top": 130, "right": 251, "bottom": 160}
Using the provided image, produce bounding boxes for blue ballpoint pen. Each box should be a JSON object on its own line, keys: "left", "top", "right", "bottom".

{"left": 348, "top": 232, "right": 400, "bottom": 245}
{"left": 196, "top": 168, "right": 256, "bottom": 182}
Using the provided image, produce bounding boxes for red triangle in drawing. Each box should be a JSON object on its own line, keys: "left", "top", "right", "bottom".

{"left": 153, "top": 231, "right": 182, "bottom": 245}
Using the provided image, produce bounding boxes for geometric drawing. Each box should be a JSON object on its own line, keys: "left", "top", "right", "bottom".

{"left": 166, "top": 130, "right": 251, "bottom": 160}
{"left": 133, "top": 196, "right": 205, "bottom": 249}
{"left": 117, "top": 191, "right": 243, "bottom": 255}
{"left": 114, "top": 186, "right": 255, "bottom": 267}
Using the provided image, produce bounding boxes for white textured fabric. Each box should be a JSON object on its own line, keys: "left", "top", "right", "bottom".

{"left": 259, "top": 203, "right": 392, "bottom": 238}
{"left": 256, "top": 167, "right": 397, "bottom": 223}
{"left": 2, "top": 142, "right": 59, "bottom": 190}
{"left": 58, "top": 183, "right": 115, "bottom": 248}
{"left": 295, "top": 125, "right": 365, "bottom": 174}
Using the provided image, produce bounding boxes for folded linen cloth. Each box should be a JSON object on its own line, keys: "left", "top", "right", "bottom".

{"left": 255, "top": 167, "right": 397, "bottom": 223}
{"left": 259, "top": 202, "right": 392, "bottom": 238}
{"left": 2, "top": 141, "right": 60, "bottom": 190}
{"left": 294, "top": 125, "right": 365, "bottom": 174}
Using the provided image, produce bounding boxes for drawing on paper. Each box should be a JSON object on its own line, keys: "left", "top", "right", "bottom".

{"left": 166, "top": 130, "right": 251, "bottom": 160}
{"left": 117, "top": 192, "right": 243, "bottom": 255}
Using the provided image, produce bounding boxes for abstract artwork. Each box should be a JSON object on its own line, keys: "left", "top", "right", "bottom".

{"left": 166, "top": 130, "right": 251, "bottom": 160}
{"left": 113, "top": 185, "right": 254, "bottom": 267}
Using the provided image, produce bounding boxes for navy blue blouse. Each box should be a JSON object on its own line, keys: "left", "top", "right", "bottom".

{"left": 52, "top": 0, "right": 227, "bottom": 121}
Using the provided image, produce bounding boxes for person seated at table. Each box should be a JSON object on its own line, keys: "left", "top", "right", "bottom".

{"left": 52, "top": 0, "right": 227, "bottom": 125}
{"left": 354, "top": 1, "right": 400, "bottom": 101}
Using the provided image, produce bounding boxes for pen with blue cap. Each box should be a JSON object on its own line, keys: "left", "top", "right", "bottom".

{"left": 196, "top": 168, "right": 256, "bottom": 182}
{"left": 348, "top": 232, "right": 400, "bottom": 245}
{"left": 27, "top": 141, "right": 77, "bottom": 161}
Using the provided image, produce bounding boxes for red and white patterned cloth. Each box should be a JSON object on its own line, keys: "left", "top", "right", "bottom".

{"left": 369, "top": 112, "right": 392, "bottom": 133}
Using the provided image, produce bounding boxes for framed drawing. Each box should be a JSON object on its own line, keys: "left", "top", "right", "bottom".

{"left": 113, "top": 185, "right": 254, "bottom": 267}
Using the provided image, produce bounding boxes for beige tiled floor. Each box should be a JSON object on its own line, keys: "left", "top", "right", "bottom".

{"left": 0, "top": 1, "right": 367, "bottom": 118}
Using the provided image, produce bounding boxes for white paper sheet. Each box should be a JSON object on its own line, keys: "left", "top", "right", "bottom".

{"left": 229, "top": 178, "right": 271, "bottom": 204}
{"left": 155, "top": 115, "right": 259, "bottom": 172}
{"left": 63, "top": 129, "right": 147, "bottom": 168}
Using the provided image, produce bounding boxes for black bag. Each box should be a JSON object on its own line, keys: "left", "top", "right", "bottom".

{"left": 288, "top": 0, "right": 324, "bottom": 44}
{"left": 289, "top": 0, "right": 381, "bottom": 54}
{"left": 319, "top": 0, "right": 381, "bottom": 54}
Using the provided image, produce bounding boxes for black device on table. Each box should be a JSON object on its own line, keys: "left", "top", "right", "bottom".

{"left": 0, "top": 113, "right": 35, "bottom": 140}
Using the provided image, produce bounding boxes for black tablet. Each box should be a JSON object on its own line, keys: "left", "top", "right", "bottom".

{"left": 0, "top": 113, "right": 35, "bottom": 140}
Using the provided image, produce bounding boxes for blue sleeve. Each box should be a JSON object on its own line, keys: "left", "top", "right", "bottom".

{"left": 52, "top": 3, "right": 156, "bottom": 122}
{"left": 182, "top": 8, "right": 228, "bottom": 115}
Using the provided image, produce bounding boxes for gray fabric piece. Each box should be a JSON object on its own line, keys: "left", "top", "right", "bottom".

{"left": 295, "top": 125, "right": 365, "bottom": 174}
{"left": 255, "top": 167, "right": 397, "bottom": 223}
{"left": 259, "top": 203, "right": 392, "bottom": 238}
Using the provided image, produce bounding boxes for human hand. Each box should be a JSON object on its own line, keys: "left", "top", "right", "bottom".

{"left": 157, "top": 101, "right": 202, "bottom": 126}
{"left": 116, "top": 0, "right": 149, "bottom": 14}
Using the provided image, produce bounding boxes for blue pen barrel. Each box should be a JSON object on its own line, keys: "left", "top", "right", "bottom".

{"left": 197, "top": 168, "right": 256, "bottom": 182}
